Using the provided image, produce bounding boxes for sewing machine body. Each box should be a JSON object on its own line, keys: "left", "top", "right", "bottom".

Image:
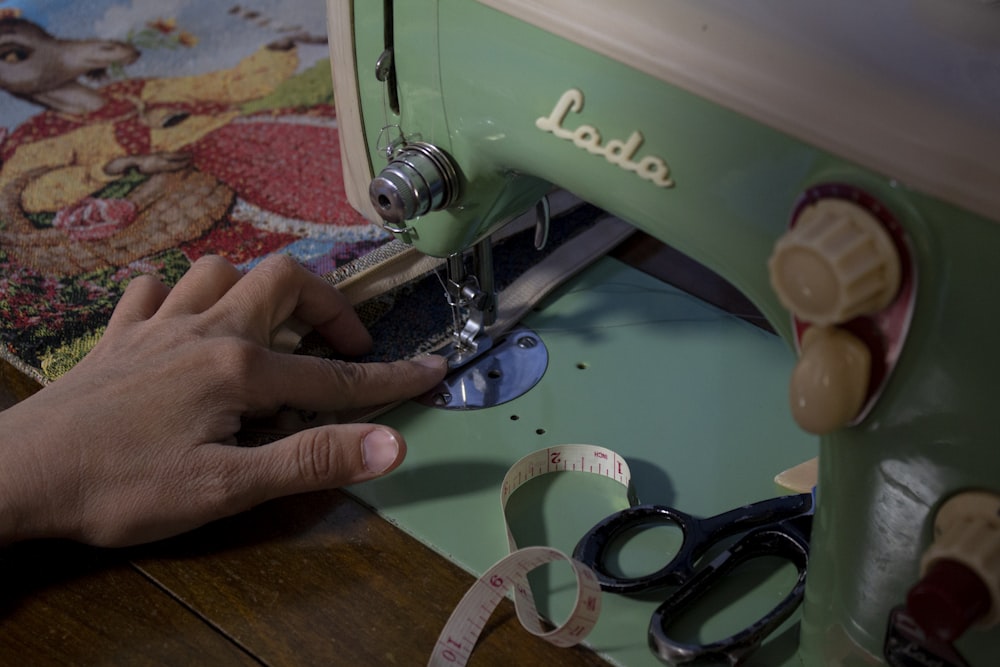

{"left": 327, "top": 1, "right": 1000, "bottom": 664}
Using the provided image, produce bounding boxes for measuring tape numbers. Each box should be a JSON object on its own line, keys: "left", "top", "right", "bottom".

{"left": 428, "top": 444, "right": 636, "bottom": 666}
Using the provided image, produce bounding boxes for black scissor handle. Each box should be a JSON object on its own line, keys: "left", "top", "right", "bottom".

{"left": 648, "top": 523, "right": 810, "bottom": 666}
{"left": 572, "top": 494, "right": 813, "bottom": 595}
{"left": 572, "top": 504, "right": 701, "bottom": 594}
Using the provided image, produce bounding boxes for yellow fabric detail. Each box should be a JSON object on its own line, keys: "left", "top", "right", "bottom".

{"left": 142, "top": 47, "right": 299, "bottom": 105}
{"left": 39, "top": 327, "right": 105, "bottom": 380}
{"left": 3, "top": 124, "right": 124, "bottom": 213}
{"left": 150, "top": 111, "right": 239, "bottom": 153}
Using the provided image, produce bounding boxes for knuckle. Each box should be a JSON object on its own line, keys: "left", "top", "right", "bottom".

{"left": 192, "top": 254, "right": 229, "bottom": 269}
{"left": 126, "top": 273, "right": 163, "bottom": 291}
{"left": 184, "top": 452, "right": 263, "bottom": 516}
{"left": 188, "top": 254, "right": 237, "bottom": 281}
{"left": 294, "top": 429, "right": 345, "bottom": 484}
{"left": 318, "top": 359, "right": 382, "bottom": 404}
{"left": 211, "top": 337, "right": 265, "bottom": 384}
{"left": 181, "top": 337, "right": 267, "bottom": 403}
{"left": 254, "top": 253, "right": 302, "bottom": 282}
{"left": 323, "top": 358, "right": 367, "bottom": 386}
{"left": 194, "top": 463, "right": 240, "bottom": 505}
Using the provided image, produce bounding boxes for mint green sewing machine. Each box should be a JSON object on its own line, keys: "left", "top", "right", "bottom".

{"left": 326, "top": 1, "right": 1000, "bottom": 665}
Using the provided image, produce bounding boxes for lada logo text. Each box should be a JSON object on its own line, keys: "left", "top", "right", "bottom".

{"left": 535, "top": 88, "right": 674, "bottom": 188}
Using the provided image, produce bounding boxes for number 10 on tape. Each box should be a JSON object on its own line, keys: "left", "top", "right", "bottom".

{"left": 429, "top": 445, "right": 635, "bottom": 666}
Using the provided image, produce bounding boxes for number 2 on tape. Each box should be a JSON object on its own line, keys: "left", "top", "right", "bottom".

{"left": 428, "top": 444, "right": 635, "bottom": 666}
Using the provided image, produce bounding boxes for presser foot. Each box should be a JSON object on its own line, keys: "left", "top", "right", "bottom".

{"left": 417, "top": 326, "right": 548, "bottom": 410}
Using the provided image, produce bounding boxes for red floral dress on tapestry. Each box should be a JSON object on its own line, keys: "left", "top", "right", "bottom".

{"left": 190, "top": 105, "right": 364, "bottom": 226}
{"left": 2, "top": 79, "right": 361, "bottom": 226}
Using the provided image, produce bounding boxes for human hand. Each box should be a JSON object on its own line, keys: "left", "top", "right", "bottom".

{"left": 0, "top": 255, "right": 447, "bottom": 547}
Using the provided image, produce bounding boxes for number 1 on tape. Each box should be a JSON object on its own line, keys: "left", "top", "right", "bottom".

{"left": 428, "top": 444, "right": 635, "bottom": 666}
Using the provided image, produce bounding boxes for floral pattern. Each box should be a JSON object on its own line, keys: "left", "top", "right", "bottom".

{"left": 51, "top": 198, "right": 138, "bottom": 242}
{"left": 0, "top": 246, "right": 190, "bottom": 367}
{"left": 0, "top": 10, "right": 391, "bottom": 382}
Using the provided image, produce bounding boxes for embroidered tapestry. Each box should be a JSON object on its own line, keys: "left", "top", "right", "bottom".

{"left": 0, "top": 0, "right": 392, "bottom": 384}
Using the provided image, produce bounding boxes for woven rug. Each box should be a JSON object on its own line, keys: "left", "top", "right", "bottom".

{"left": 0, "top": 1, "right": 391, "bottom": 384}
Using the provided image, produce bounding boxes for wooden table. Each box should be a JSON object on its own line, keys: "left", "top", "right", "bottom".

{"left": 0, "top": 235, "right": 762, "bottom": 666}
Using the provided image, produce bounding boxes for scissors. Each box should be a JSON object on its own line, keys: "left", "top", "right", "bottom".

{"left": 572, "top": 491, "right": 814, "bottom": 666}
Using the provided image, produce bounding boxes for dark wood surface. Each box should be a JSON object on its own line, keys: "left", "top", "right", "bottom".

{"left": 0, "top": 541, "right": 260, "bottom": 667}
{"left": 0, "top": 234, "right": 761, "bottom": 666}
{"left": 0, "top": 493, "right": 609, "bottom": 666}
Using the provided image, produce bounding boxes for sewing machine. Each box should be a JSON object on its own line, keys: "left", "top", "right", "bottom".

{"left": 326, "top": 1, "right": 1000, "bottom": 665}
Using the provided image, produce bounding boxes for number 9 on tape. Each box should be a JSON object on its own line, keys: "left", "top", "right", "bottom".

{"left": 429, "top": 546, "right": 602, "bottom": 665}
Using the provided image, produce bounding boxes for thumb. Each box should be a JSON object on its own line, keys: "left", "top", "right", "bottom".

{"left": 237, "top": 424, "right": 407, "bottom": 502}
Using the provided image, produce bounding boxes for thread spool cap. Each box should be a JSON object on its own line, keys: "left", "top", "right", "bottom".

{"left": 769, "top": 199, "right": 901, "bottom": 326}
{"left": 369, "top": 142, "right": 459, "bottom": 230}
{"left": 370, "top": 165, "right": 422, "bottom": 225}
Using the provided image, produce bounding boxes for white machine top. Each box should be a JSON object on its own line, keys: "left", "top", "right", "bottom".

{"left": 479, "top": 0, "right": 1000, "bottom": 222}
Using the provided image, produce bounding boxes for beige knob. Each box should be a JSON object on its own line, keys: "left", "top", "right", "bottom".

{"left": 921, "top": 491, "right": 1000, "bottom": 627}
{"left": 789, "top": 326, "right": 871, "bottom": 434}
{"left": 769, "top": 199, "right": 901, "bottom": 326}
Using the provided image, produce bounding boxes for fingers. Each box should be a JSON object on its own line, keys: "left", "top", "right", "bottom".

{"left": 127, "top": 254, "right": 373, "bottom": 357}
{"left": 108, "top": 275, "right": 171, "bottom": 325}
{"left": 208, "top": 424, "right": 407, "bottom": 506}
{"left": 107, "top": 254, "right": 447, "bottom": 414}
{"left": 156, "top": 255, "right": 243, "bottom": 317}
{"left": 216, "top": 254, "right": 373, "bottom": 356}
{"left": 246, "top": 352, "right": 448, "bottom": 413}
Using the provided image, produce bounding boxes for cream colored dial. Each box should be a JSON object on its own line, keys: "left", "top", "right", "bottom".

{"left": 788, "top": 326, "right": 871, "bottom": 435}
{"left": 769, "top": 198, "right": 901, "bottom": 326}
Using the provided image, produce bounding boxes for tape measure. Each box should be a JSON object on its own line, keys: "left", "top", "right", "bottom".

{"left": 428, "top": 444, "right": 636, "bottom": 666}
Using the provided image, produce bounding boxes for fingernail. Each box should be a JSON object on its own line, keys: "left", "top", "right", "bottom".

{"left": 412, "top": 354, "right": 447, "bottom": 371}
{"left": 362, "top": 429, "right": 400, "bottom": 474}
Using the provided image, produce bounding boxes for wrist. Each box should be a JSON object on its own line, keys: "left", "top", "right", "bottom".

{"left": 0, "top": 478, "right": 16, "bottom": 545}
{"left": 0, "top": 424, "right": 27, "bottom": 545}
{"left": 0, "top": 401, "right": 66, "bottom": 544}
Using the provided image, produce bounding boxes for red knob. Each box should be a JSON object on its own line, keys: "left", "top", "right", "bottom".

{"left": 906, "top": 558, "right": 991, "bottom": 643}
